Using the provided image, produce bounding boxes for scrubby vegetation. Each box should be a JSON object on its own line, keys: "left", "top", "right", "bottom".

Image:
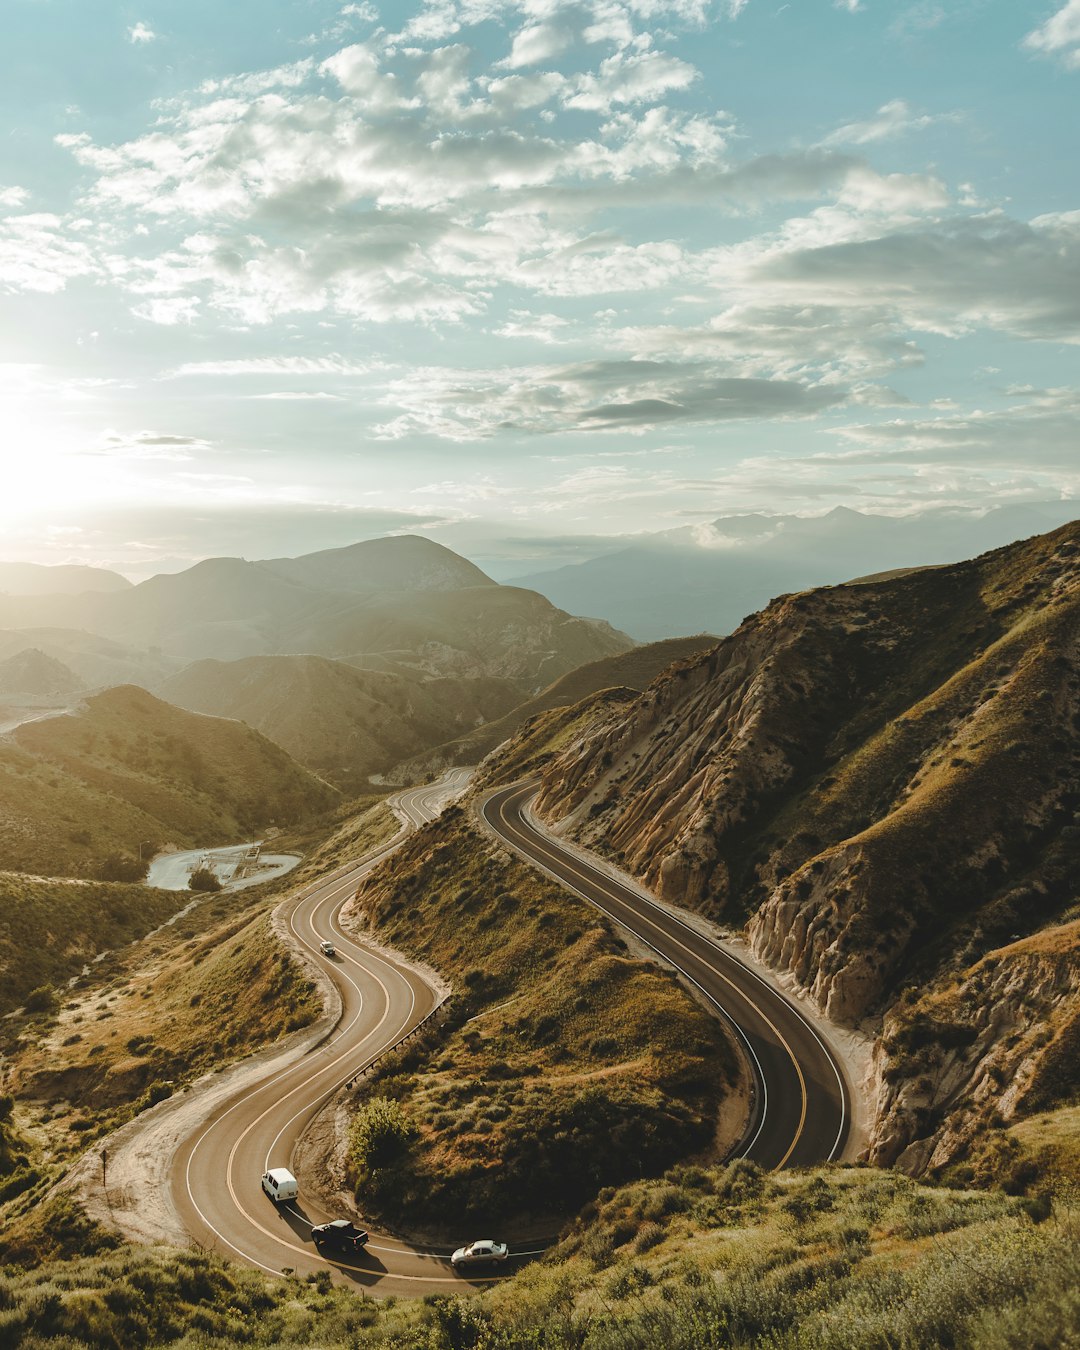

{"left": 1, "top": 1165, "right": 1077, "bottom": 1348}
{"left": 0, "top": 886, "right": 321, "bottom": 1228}
{"left": 346, "top": 808, "right": 741, "bottom": 1233}
{"left": 0, "top": 872, "right": 183, "bottom": 1015}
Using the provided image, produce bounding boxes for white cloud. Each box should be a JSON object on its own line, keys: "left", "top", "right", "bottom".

{"left": 0, "top": 186, "right": 29, "bottom": 208}
{"left": 128, "top": 22, "right": 156, "bottom": 44}
{"left": 131, "top": 296, "right": 200, "bottom": 325}
{"left": 1023, "top": 0, "right": 1080, "bottom": 68}
{"left": 373, "top": 356, "right": 847, "bottom": 440}
{"left": 168, "top": 355, "right": 373, "bottom": 377}
{"left": 564, "top": 46, "right": 700, "bottom": 113}
{"left": 821, "top": 99, "right": 952, "bottom": 147}
{"left": 0, "top": 211, "right": 101, "bottom": 293}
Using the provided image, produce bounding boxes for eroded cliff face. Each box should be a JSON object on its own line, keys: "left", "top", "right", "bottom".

{"left": 866, "top": 922, "right": 1080, "bottom": 1175}
{"left": 535, "top": 523, "right": 1080, "bottom": 1031}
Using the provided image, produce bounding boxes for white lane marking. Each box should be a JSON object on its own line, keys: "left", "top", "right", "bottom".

{"left": 180, "top": 780, "right": 457, "bottom": 1280}
{"left": 484, "top": 787, "right": 772, "bottom": 1162}
{"left": 495, "top": 784, "right": 850, "bottom": 1164}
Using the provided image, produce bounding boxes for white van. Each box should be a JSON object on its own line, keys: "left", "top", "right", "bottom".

{"left": 261, "top": 1168, "right": 298, "bottom": 1204}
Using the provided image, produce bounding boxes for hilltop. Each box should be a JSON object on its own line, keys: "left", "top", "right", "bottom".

{"left": 0, "top": 685, "right": 339, "bottom": 878}
{"left": 389, "top": 634, "right": 718, "bottom": 781}
{"left": 0, "top": 562, "right": 130, "bottom": 598}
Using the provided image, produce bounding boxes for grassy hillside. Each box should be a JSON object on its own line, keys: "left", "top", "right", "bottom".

{"left": 0, "top": 685, "right": 339, "bottom": 877}
{"left": 0, "top": 1163, "right": 1074, "bottom": 1348}
{"left": 160, "top": 655, "right": 522, "bottom": 789}
{"left": 0, "top": 873, "right": 182, "bottom": 1016}
{"left": 345, "top": 807, "right": 742, "bottom": 1234}
{"left": 392, "top": 635, "right": 717, "bottom": 780}
{"left": 0, "top": 880, "right": 322, "bottom": 1226}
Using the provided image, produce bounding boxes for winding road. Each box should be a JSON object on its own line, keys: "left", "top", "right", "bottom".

{"left": 480, "top": 782, "right": 850, "bottom": 1172}
{"left": 170, "top": 771, "right": 850, "bottom": 1294}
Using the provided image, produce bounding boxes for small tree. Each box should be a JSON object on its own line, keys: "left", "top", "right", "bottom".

{"left": 96, "top": 852, "right": 149, "bottom": 883}
{"left": 349, "top": 1097, "right": 417, "bottom": 1185}
{"left": 188, "top": 866, "right": 222, "bottom": 893}
{"left": 24, "top": 985, "right": 59, "bottom": 1015}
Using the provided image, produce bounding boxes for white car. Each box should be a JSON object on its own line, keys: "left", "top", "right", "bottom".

{"left": 319, "top": 939, "right": 336, "bottom": 957}
{"left": 450, "top": 1239, "right": 509, "bottom": 1270}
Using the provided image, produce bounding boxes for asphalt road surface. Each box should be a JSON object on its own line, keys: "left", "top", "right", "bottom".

{"left": 172, "top": 774, "right": 544, "bottom": 1294}
{"left": 480, "top": 781, "right": 850, "bottom": 1171}
{"left": 172, "top": 770, "right": 849, "bottom": 1295}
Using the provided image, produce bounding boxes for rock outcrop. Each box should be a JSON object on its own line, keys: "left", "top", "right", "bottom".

{"left": 535, "top": 522, "right": 1080, "bottom": 1029}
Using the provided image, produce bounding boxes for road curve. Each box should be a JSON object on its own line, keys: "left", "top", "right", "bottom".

{"left": 172, "top": 773, "right": 537, "bottom": 1295}
{"left": 481, "top": 781, "right": 850, "bottom": 1171}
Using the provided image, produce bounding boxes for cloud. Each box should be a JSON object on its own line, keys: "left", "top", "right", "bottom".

{"left": 168, "top": 355, "right": 373, "bottom": 377}
{"left": 1023, "top": 0, "right": 1080, "bottom": 68}
{"left": 246, "top": 391, "right": 345, "bottom": 400}
{"left": 0, "top": 186, "right": 29, "bottom": 208}
{"left": 749, "top": 211, "right": 1080, "bottom": 343}
{"left": 128, "top": 22, "right": 156, "bottom": 44}
{"left": 820, "top": 99, "right": 953, "bottom": 147}
{"left": 373, "top": 357, "right": 848, "bottom": 439}
{"left": 0, "top": 211, "right": 101, "bottom": 293}
{"left": 564, "top": 46, "right": 700, "bottom": 113}
{"left": 826, "top": 386, "right": 1080, "bottom": 471}
{"left": 87, "top": 429, "right": 210, "bottom": 460}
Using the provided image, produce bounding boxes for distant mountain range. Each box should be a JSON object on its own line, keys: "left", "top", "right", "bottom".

{"left": 0, "top": 535, "right": 631, "bottom": 684}
{"left": 0, "top": 562, "right": 130, "bottom": 597}
{"left": 512, "top": 503, "right": 1080, "bottom": 640}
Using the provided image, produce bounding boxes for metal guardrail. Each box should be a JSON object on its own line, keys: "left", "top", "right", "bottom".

{"left": 344, "top": 997, "right": 453, "bottom": 1089}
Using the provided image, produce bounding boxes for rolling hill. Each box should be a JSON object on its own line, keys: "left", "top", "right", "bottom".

{"left": 0, "top": 686, "right": 339, "bottom": 878}
{"left": 159, "top": 654, "right": 523, "bottom": 789}
{"left": 389, "top": 633, "right": 719, "bottom": 781}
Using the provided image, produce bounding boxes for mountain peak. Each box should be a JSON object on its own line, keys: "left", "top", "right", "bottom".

{"left": 259, "top": 534, "right": 496, "bottom": 594}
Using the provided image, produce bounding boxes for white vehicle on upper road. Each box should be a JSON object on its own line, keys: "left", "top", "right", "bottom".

{"left": 319, "top": 939, "right": 336, "bottom": 956}
{"left": 450, "top": 1239, "right": 508, "bottom": 1270}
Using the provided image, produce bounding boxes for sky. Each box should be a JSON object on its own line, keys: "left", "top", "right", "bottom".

{"left": 1, "top": 0, "right": 1078, "bottom": 579}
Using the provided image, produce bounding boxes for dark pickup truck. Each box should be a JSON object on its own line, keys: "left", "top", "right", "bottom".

{"left": 310, "top": 1219, "right": 369, "bottom": 1255}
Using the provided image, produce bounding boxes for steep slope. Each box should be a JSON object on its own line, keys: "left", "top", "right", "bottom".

{"left": 0, "top": 686, "right": 339, "bottom": 878}
{"left": 530, "top": 521, "right": 1080, "bottom": 1178}
{"left": 392, "top": 634, "right": 716, "bottom": 781}
{"left": 159, "top": 654, "right": 522, "bottom": 788}
{"left": 536, "top": 523, "right": 1080, "bottom": 1015}
{"left": 515, "top": 503, "right": 1080, "bottom": 640}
